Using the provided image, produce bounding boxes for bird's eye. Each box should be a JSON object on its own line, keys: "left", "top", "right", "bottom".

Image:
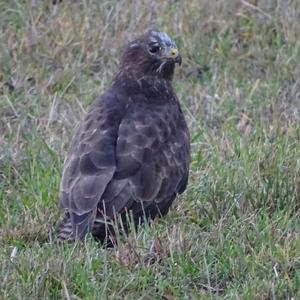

{"left": 148, "top": 44, "right": 161, "bottom": 54}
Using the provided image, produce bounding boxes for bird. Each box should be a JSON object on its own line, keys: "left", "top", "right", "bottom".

{"left": 57, "top": 30, "right": 190, "bottom": 244}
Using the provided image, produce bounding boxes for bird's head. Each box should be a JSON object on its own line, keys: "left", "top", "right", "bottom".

{"left": 121, "top": 30, "right": 182, "bottom": 80}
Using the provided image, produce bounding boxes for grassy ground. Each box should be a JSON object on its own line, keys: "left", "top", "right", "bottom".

{"left": 1, "top": 0, "right": 300, "bottom": 299}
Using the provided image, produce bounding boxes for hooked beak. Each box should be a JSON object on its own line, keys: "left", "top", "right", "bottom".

{"left": 174, "top": 53, "right": 182, "bottom": 66}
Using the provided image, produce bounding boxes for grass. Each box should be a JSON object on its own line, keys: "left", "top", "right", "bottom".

{"left": 0, "top": 0, "right": 300, "bottom": 298}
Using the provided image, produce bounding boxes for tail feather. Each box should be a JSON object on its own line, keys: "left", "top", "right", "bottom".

{"left": 56, "top": 211, "right": 95, "bottom": 242}
{"left": 56, "top": 213, "right": 76, "bottom": 242}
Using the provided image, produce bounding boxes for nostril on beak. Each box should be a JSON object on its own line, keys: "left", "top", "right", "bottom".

{"left": 171, "top": 48, "right": 178, "bottom": 57}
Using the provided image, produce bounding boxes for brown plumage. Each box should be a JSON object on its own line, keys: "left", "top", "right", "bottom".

{"left": 57, "top": 30, "right": 190, "bottom": 244}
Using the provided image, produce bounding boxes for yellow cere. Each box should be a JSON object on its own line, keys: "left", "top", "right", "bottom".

{"left": 171, "top": 48, "right": 178, "bottom": 57}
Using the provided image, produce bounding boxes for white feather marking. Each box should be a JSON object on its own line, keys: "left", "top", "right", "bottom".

{"left": 156, "top": 61, "right": 167, "bottom": 74}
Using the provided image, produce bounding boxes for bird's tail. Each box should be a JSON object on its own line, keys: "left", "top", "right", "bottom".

{"left": 56, "top": 213, "right": 74, "bottom": 242}
{"left": 56, "top": 211, "right": 95, "bottom": 243}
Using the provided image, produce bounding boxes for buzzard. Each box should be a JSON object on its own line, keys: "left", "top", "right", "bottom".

{"left": 57, "top": 30, "right": 190, "bottom": 244}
